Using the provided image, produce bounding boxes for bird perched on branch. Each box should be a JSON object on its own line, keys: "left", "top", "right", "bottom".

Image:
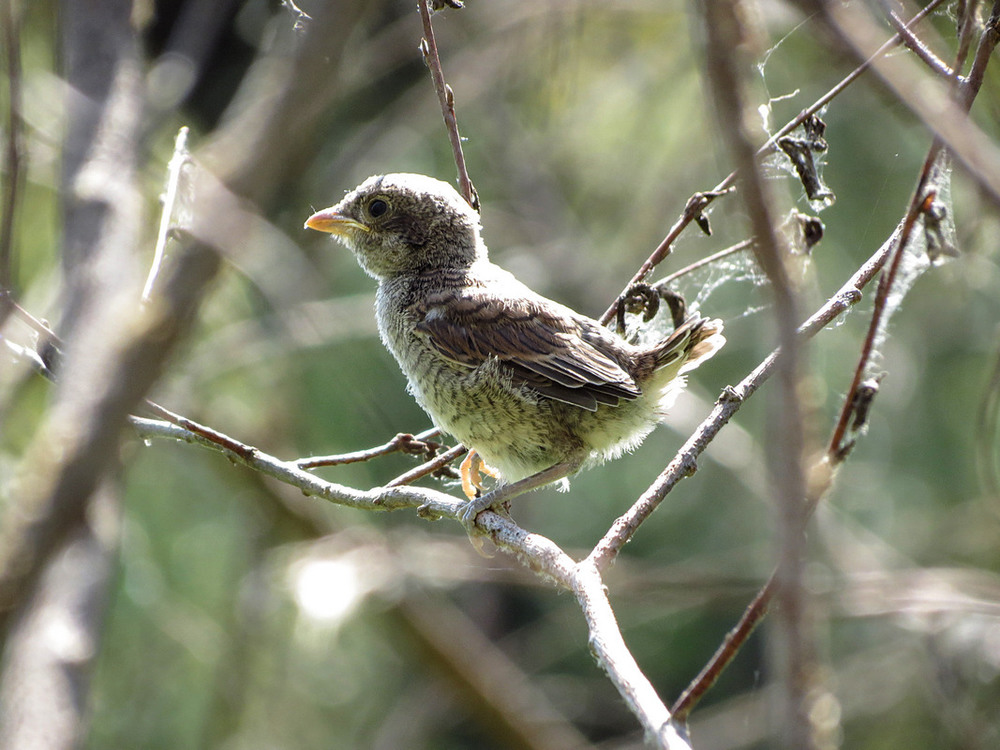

{"left": 306, "top": 174, "right": 725, "bottom": 528}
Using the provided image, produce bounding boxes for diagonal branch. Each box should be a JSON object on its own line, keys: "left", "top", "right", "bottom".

{"left": 133, "top": 412, "right": 691, "bottom": 748}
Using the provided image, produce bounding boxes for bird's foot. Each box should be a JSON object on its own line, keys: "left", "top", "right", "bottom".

{"left": 456, "top": 460, "right": 579, "bottom": 539}
{"left": 458, "top": 488, "right": 510, "bottom": 558}
{"left": 458, "top": 490, "right": 504, "bottom": 528}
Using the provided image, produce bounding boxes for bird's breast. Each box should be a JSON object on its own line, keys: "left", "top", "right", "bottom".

{"left": 374, "top": 278, "right": 467, "bottom": 413}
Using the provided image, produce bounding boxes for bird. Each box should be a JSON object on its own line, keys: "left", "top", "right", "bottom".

{"left": 305, "top": 173, "right": 725, "bottom": 528}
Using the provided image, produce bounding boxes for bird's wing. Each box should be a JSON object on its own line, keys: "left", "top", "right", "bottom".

{"left": 413, "top": 288, "right": 640, "bottom": 411}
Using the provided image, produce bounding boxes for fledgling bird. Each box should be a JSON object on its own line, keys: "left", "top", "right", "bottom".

{"left": 305, "top": 174, "right": 725, "bottom": 525}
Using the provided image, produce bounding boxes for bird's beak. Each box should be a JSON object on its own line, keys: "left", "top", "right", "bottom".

{"left": 304, "top": 208, "right": 370, "bottom": 237}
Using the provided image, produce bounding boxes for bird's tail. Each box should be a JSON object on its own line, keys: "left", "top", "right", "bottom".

{"left": 653, "top": 316, "right": 726, "bottom": 373}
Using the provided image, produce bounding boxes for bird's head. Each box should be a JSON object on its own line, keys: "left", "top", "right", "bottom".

{"left": 305, "top": 173, "right": 485, "bottom": 279}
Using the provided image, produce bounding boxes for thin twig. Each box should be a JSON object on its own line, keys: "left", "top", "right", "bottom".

{"left": 417, "top": 0, "right": 477, "bottom": 209}
{"left": 599, "top": 190, "right": 733, "bottom": 326}
{"left": 961, "top": 0, "right": 1000, "bottom": 109}
{"left": 955, "top": 0, "right": 983, "bottom": 71}
{"left": 671, "top": 570, "right": 774, "bottom": 721}
{"left": 827, "top": 163, "right": 938, "bottom": 457}
{"left": 8, "top": 298, "right": 58, "bottom": 343}
{"left": 386, "top": 442, "right": 467, "bottom": 487}
{"left": 142, "top": 127, "right": 190, "bottom": 303}
{"left": 759, "top": 0, "right": 947, "bottom": 160}
{"left": 883, "top": 5, "right": 954, "bottom": 78}
{"left": 297, "top": 427, "right": 443, "bottom": 469}
{"left": 828, "top": 0, "right": 991, "bottom": 457}
{"left": 810, "top": 0, "right": 1000, "bottom": 204}
{"left": 653, "top": 239, "right": 754, "bottom": 290}
{"left": 142, "top": 400, "right": 262, "bottom": 463}
{"left": 133, "top": 416, "right": 466, "bottom": 516}
{"left": 0, "top": 0, "right": 24, "bottom": 326}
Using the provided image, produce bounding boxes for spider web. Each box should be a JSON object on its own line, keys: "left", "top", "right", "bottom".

{"left": 625, "top": 30, "right": 957, "bottom": 350}
{"left": 863, "top": 153, "right": 958, "bottom": 379}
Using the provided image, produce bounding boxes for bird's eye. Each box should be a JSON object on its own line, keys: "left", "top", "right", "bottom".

{"left": 368, "top": 198, "right": 389, "bottom": 218}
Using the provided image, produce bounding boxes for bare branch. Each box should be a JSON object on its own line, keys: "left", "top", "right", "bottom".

{"left": 827, "top": 160, "right": 940, "bottom": 458}
{"left": 653, "top": 239, "right": 755, "bottom": 290}
{"left": 417, "top": 0, "right": 477, "bottom": 209}
{"left": 588, "top": 231, "right": 891, "bottom": 569}
{"left": 131, "top": 416, "right": 463, "bottom": 518}
{"left": 961, "top": 0, "right": 1000, "bottom": 108}
{"left": 386, "top": 443, "right": 467, "bottom": 488}
{"left": 882, "top": 4, "right": 954, "bottom": 78}
{"left": 141, "top": 126, "right": 191, "bottom": 302}
{"left": 702, "top": 2, "right": 816, "bottom": 745}
{"left": 296, "top": 427, "right": 443, "bottom": 469}
{"left": 828, "top": 0, "right": 997, "bottom": 459}
{"left": 672, "top": 570, "right": 774, "bottom": 722}
{"left": 0, "top": 0, "right": 23, "bottom": 320}
{"left": 133, "top": 412, "right": 691, "bottom": 748}
{"left": 476, "top": 515, "right": 693, "bottom": 749}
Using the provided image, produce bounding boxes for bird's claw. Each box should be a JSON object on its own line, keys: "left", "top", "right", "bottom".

{"left": 458, "top": 492, "right": 494, "bottom": 526}
{"left": 458, "top": 491, "right": 504, "bottom": 557}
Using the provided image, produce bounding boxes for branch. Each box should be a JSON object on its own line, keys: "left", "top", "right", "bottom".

{"left": 826, "top": 0, "right": 995, "bottom": 458}
{"left": 142, "top": 126, "right": 191, "bottom": 302}
{"left": 653, "top": 238, "right": 755, "bottom": 290}
{"left": 386, "top": 443, "right": 467, "bottom": 488}
{"left": 417, "top": 0, "right": 477, "bottom": 209}
{"left": 134, "top": 412, "right": 691, "bottom": 747}
{"left": 671, "top": 569, "right": 774, "bottom": 721}
{"left": 882, "top": 4, "right": 954, "bottom": 78}
{"left": 588, "top": 237, "right": 886, "bottom": 569}
{"left": 477, "top": 515, "right": 693, "bottom": 749}
{"left": 296, "top": 427, "right": 443, "bottom": 469}
{"left": 827, "top": 160, "right": 940, "bottom": 457}
{"left": 0, "top": 0, "right": 23, "bottom": 316}
{"left": 961, "top": 0, "right": 1000, "bottom": 110}
{"left": 132, "top": 416, "right": 463, "bottom": 518}
{"left": 702, "top": 3, "right": 816, "bottom": 745}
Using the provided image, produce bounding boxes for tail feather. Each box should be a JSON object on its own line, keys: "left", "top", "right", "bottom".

{"left": 653, "top": 316, "right": 726, "bottom": 373}
{"left": 679, "top": 318, "right": 725, "bottom": 374}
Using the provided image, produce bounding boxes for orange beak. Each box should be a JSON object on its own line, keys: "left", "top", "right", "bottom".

{"left": 304, "top": 209, "right": 369, "bottom": 236}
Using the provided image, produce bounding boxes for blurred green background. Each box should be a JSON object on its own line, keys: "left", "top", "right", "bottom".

{"left": 3, "top": 0, "right": 1000, "bottom": 748}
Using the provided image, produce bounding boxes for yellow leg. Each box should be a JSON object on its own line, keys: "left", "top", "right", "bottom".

{"left": 459, "top": 450, "right": 498, "bottom": 500}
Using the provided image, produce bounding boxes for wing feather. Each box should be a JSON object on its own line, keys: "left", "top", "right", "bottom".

{"left": 413, "top": 288, "right": 639, "bottom": 411}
